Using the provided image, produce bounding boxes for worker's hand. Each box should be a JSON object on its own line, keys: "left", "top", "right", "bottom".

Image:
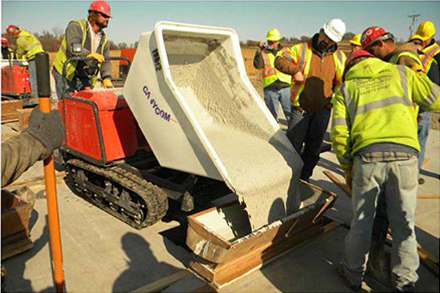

{"left": 87, "top": 52, "right": 105, "bottom": 64}
{"left": 258, "top": 41, "right": 266, "bottom": 49}
{"left": 293, "top": 71, "right": 305, "bottom": 83}
{"left": 23, "top": 108, "right": 65, "bottom": 159}
{"left": 102, "top": 79, "right": 114, "bottom": 88}
{"left": 344, "top": 169, "right": 352, "bottom": 188}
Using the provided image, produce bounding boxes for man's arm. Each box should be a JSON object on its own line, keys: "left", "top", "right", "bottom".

{"left": 408, "top": 67, "right": 440, "bottom": 111}
{"left": 253, "top": 48, "right": 264, "bottom": 69}
{"left": 65, "top": 21, "right": 90, "bottom": 58}
{"left": 1, "top": 133, "right": 46, "bottom": 187}
{"left": 330, "top": 87, "right": 352, "bottom": 171}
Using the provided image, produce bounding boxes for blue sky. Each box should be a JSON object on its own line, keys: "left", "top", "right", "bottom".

{"left": 2, "top": 1, "right": 440, "bottom": 45}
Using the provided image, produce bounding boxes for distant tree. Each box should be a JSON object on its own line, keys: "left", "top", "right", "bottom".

{"left": 118, "top": 42, "right": 128, "bottom": 49}
{"left": 299, "top": 35, "right": 310, "bottom": 42}
{"left": 132, "top": 41, "right": 139, "bottom": 49}
{"left": 108, "top": 40, "right": 119, "bottom": 50}
{"left": 35, "top": 30, "right": 61, "bottom": 52}
{"left": 246, "top": 40, "right": 259, "bottom": 47}
{"left": 343, "top": 32, "right": 355, "bottom": 41}
{"left": 289, "top": 37, "right": 300, "bottom": 44}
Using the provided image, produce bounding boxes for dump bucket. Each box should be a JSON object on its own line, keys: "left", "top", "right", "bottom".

{"left": 123, "top": 22, "right": 303, "bottom": 229}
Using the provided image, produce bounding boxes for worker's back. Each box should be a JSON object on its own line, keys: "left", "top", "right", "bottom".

{"left": 336, "top": 57, "right": 439, "bottom": 156}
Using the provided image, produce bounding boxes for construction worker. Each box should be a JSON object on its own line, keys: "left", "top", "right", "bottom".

{"left": 349, "top": 34, "right": 362, "bottom": 53}
{"left": 1, "top": 108, "right": 65, "bottom": 187}
{"left": 412, "top": 21, "right": 440, "bottom": 174}
{"left": 1, "top": 36, "right": 14, "bottom": 60}
{"left": 5, "top": 25, "right": 44, "bottom": 99}
{"left": 253, "top": 29, "right": 292, "bottom": 123}
{"left": 359, "top": 25, "right": 425, "bottom": 287}
{"left": 274, "top": 18, "right": 346, "bottom": 182}
{"left": 53, "top": 0, "right": 113, "bottom": 99}
{"left": 408, "top": 35, "right": 423, "bottom": 52}
{"left": 332, "top": 50, "right": 440, "bottom": 292}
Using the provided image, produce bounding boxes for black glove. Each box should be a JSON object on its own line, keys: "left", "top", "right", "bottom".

{"left": 23, "top": 108, "right": 65, "bottom": 159}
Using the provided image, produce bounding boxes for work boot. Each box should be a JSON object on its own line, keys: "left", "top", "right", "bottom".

{"left": 336, "top": 263, "right": 362, "bottom": 291}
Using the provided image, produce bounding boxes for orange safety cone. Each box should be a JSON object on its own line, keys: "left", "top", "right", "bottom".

{"left": 35, "top": 52, "right": 66, "bottom": 293}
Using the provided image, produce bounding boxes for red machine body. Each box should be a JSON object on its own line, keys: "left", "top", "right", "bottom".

{"left": 1, "top": 65, "right": 31, "bottom": 96}
{"left": 59, "top": 89, "right": 149, "bottom": 164}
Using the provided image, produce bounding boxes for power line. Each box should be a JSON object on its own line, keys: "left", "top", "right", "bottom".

{"left": 408, "top": 14, "right": 421, "bottom": 37}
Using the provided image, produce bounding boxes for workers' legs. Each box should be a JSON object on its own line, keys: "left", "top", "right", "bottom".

{"left": 278, "top": 87, "right": 291, "bottom": 123}
{"left": 300, "top": 108, "right": 331, "bottom": 181}
{"left": 340, "top": 157, "right": 384, "bottom": 286}
{"left": 385, "top": 157, "right": 419, "bottom": 291}
{"left": 286, "top": 108, "right": 310, "bottom": 154}
{"left": 28, "top": 59, "right": 38, "bottom": 99}
{"left": 263, "top": 88, "right": 280, "bottom": 120}
{"left": 417, "top": 111, "right": 431, "bottom": 170}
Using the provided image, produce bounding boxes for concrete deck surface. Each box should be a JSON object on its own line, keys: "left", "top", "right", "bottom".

{"left": 1, "top": 121, "right": 439, "bottom": 292}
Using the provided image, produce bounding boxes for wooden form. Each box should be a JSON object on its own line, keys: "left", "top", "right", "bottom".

{"left": 187, "top": 180, "right": 338, "bottom": 288}
{"left": 17, "top": 108, "right": 33, "bottom": 130}
{"left": 1, "top": 187, "right": 35, "bottom": 260}
{"left": 323, "top": 170, "right": 440, "bottom": 277}
{"left": 1, "top": 100, "right": 23, "bottom": 123}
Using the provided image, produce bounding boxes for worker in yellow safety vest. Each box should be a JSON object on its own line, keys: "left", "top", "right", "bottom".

{"left": 253, "top": 28, "right": 292, "bottom": 123}
{"left": 274, "top": 18, "right": 346, "bottom": 182}
{"left": 5, "top": 25, "right": 44, "bottom": 98}
{"left": 332, "top": 50, "right": 440, "bottom": 292}
{"left": 52, "top": 0, "right": 113, "bottom": 99}
{"left": 1, "top": 36, "right": 15, "bottom": 60}
{"left": 349, "top": 34, "right": 362, "bottom": 54}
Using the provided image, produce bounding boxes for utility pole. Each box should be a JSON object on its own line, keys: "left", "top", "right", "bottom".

{"left": 408, "top": 14, "right": 421, "bottom": 37}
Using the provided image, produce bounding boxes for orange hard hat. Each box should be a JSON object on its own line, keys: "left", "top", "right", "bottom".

{"left": 1, "top": 36, "right": 8, "bottom": 45}
{"left": 89, "top": 0, "right": 111, "bottom": 17}
{"left": 361, "top": 26, "right": 394, "bottom": 49}
{"left": 6, "top": 25, "right": 20, "bottom": 37}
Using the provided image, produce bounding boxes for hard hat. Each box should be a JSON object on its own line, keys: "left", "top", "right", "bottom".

{"left": 415, "top": 21, "right": 436, "bottom": 41}
{"left": 89, "top": 0, "right": 112, "bottom": 18}
{"left": 322, "top": 18, "right": 346, "bottom": 42}
{"left": 5, "top": 25, "right": 20, "bottom": 37}
{"left": 345, "top": 49, "right": 374, "bottom": 67}
{"left": 349, "top": 34, "right": 362, "bottom": 46}
{"left": 408, "top": 34, "right": 423, "bottom": 42}
{"left": 1, "top": 36, "right": 8, "bottom": 45}
{"left": 361, "top": 26, "right": 394, "bottom": 49}
{"left": 266, "top": 28, "right": 281, "bottom": 41}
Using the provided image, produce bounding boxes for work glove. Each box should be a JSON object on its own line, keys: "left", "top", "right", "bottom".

{"left": 102, "top": 79, "right": 114, "bottom": 88}
{"left": 344, "top": 169, "right": 352, "bottom": 188}
{"left": 23, "top": 108, "right": 65, "bottom": 160}
{"left": 87, "top": 52, "right": 105, "bottom": 64}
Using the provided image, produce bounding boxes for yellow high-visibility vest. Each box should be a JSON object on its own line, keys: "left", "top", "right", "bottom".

{"left": 16, "top": 29, "right": 43, "bottom": 61}
{"left": 279, "top": 42, "right": 346, "bottom": 107}
{"left": 260, "top": 49, "right": 291, "bottom": 88}
{"left": 53, "top": 19, "right": 107, "bottom": 81}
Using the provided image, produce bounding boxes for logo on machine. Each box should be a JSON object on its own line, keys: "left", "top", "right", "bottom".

{"left": 152, "top": 49, "right": 162, "bottom": 71}
{"left": 142, "top": 85, "right": 176, "bottom": 123}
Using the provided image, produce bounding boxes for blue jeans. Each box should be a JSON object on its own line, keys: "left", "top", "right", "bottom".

{"left": 263, "top": 87, "right": 291, "bottom": 123}
{"left": 417, "top": 111, "right": 430, "bottom": 169}
{"left": 28, "top": 59, "right": 38, "bottom": 98}
{"left": 341, "top": 156, "right": 419, "bottom": 290}
{"left": 286, "top": 107, "right": 331, "bottom": 181}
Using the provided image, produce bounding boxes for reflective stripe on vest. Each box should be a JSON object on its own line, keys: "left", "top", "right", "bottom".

{"left": 261, "top": 49, "right": 291, "bottom": 88}
{"left": 53, "top": 19, "right": 107, "bottom": 81}
{"left": 289, "top": 42, "right": 345, "bottom": 106}
{"left": 17, "top": 30, "right": 43, "bottom": 61}
{"left": 421, "top": 43, "right": 440, "bottom": 73}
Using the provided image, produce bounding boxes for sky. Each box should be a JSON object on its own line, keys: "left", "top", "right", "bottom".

{"left": 1, "top": 1, "right": 440, "bottom": 46}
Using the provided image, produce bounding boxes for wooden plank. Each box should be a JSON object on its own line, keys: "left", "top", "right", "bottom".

{"left": 417, "top": 195, "right": 440, "bottom": 199}
{"left": 162, "top": 274, "right": 214, "bottom": 293}
{"left": 323, "top": 170, "right": 352, "bottom": 197}
{"left": 1, "top": 100, "right": 23, "bottom": 122}
{"left": 131, "top": 270, "right": 191, "bottom": 293}
{"left": 420, "top": 158, "right": 431, "bottom": 170}
{"left": 17, "top": 108, "right": 33, "bottom": 131}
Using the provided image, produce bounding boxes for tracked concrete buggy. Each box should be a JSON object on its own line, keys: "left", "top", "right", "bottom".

{"left": 60, "top": 22, "right": 305, "bottom": 230}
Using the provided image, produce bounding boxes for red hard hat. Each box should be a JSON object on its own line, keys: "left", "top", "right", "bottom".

{"left": 1, "top": 36, "right": 8, "bottom": 45}
{"left": 6, "top": 25, "right": 20, "bottom": 37}
{"left": 361, "top": 26, "right": 394, "bottom": 49}
{"left": 346, "top": 50, "right": 374, "bottom": 67}
{"left": 89, "top": 1, "right": 112, "bottom": 17}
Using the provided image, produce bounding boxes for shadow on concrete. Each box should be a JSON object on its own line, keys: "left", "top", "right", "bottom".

{"left": 112, "top": 232, "right": 182, "bottom": 293}
{"left": 3, "top": 216, "right": 53, "bottom": 293}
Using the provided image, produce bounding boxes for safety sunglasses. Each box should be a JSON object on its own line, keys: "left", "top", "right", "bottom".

{"left": 98, "top": 12, "right": 110, "bottom": 19}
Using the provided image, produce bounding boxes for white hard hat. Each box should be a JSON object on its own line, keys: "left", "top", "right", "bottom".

{"left": 323, "top": 18, "right": 346, "bottom": 42}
